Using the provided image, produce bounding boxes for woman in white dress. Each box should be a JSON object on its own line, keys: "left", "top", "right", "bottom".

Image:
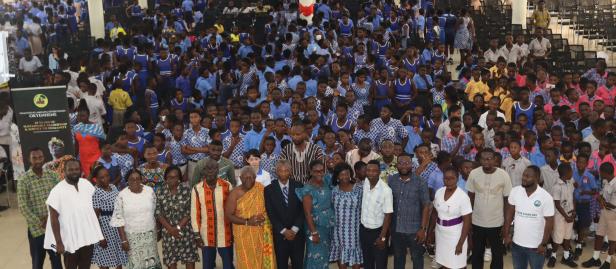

{"left": 429, "top": 166, "right": 472, "bottom": 269}
{"left": 110, "top": 170, "right": 162, "bottom": 269}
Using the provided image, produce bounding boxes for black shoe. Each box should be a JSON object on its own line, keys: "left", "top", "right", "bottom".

{"left": 546, "top": 247, "right": 553, "bottom": 258}
{"left": 562, "top": 256, "right": 579, "bottom": 268}
{"left": 602, "top": 242, "right": 609, "bottom": 253}
{"left": 582, "top": 258, "right": 602, "bottom": 267}
{"left": 574, "top": 247, "right": 583, "bottom": 261}
{"left": 548, "top": 256, "right": 557, "bottom": 267}
{"left": 599, "top": 262, "right": 610, "bottom": 269}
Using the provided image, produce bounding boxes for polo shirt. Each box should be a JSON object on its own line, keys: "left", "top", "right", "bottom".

{"left": 465, "top": 167, "right": 512, "bottom": 227}
{"left": 508, "top": 186, "right": 555, "bottom": 248}
{"left": 361, "top": 179, "right": 394, "bottom": 229}
{"left": 243, "top": 128, "right": 266, "bottom": 152}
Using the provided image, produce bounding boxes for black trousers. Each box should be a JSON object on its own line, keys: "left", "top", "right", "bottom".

{"left": 27, "top": 231, "right": 62, "bottom": 269}
{"left": 273, "top": 233, "right": 305, "bottom": 269}
{"left": 472, "top": 225, "right": 504, "bottom": 269}
{"left": 63, "top": 244, "right": 94, "bottom": 269}
{"left": 360, "top": 225, "right": 388, "bottom": 269}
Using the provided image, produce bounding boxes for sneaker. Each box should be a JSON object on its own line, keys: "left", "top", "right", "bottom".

{"left": 574, "top": 247, "right": 583, "bottom": 261}
{"left": 582, "top": 258, "right": 602, "bottom": 267}
{"left": 599, "top": 262, "right": 610, "bottom": 269}
{"left": 561, "top": 256, "right": 579, "bottom": 268}
{"left": 547, "top": 256, "right": 557, "bottom": 267}
{"left": 484, "top": 249, "right": 492, "bottom": 262}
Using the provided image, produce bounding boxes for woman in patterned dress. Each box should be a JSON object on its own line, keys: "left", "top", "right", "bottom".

{"left": 329, "top": 163, "right": 363, "bottom": 269}
{"left": 155, "top": 166, "right": 199, "bottom": 269}
{"left": 139, "top": 144, "right": 168, "bottom": 191}
{"left": 296, "top": 160, "right": 335, "bottom": 269}
{"left": 92, "top": 166, "right": 128, "bottom": 269}
{"left": 110, "top": 170, "right": 162, "bottom": 269}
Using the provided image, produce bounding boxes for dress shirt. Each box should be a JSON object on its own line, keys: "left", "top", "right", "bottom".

{"left": 361, "top": 179, "right": 394, "bottom": 229}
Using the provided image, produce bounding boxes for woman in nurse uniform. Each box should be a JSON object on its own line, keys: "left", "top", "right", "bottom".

{"left": 430, "top": 166, "right": 473, "bottom": 269}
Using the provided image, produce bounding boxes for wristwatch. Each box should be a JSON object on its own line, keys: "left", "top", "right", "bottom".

{"left": 380, "top": 237, "right": 387, "bottom": 242}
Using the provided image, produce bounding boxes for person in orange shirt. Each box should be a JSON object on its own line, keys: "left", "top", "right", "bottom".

{"left": 465, "top": 68, "right": 490, "bottom": 102}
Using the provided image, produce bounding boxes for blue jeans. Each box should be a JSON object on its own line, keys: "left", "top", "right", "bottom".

{"left": 392, "top": 232, "right": 425, "bottom": 269}
{"left": 201, "top": 246, "right": 233, "bottom": 269}
{"left": 511, "top": 243, "right": 545, "bottom": 269}
{"left": 27, "top": 231, "right": 62, "bottom": 269}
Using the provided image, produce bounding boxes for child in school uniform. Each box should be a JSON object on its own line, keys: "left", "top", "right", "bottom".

{"left": 548, "top": 164, "right": 578, "bottom": 267}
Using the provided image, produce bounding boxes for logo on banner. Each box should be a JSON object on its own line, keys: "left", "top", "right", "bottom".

{"left": 33, "top": 94, "right": 48, "bottom": 108}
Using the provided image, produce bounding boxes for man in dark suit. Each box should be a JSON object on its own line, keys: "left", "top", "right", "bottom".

{"left": 264, "top": 160, "right": 305, "bottom": 269}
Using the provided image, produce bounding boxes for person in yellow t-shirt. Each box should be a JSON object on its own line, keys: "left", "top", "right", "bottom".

{"left": 493, "top": 76, "right": 514, "bottom": 122}
{"left": 465, "top": 68, "right": 490, "bottom": 102}
{"left": 532, "top": 0, "right": 551, "bottom": 29}
{"left": 108, "top": 81, "right": 133, "bottom": 127}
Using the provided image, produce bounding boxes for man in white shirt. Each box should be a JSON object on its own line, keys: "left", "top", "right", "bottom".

{"left": 44, "top": 160, "right": 104, "bottom": 268}
{"left": 529, "top": 28, "right": 551, "bottom": 60}
{"left": 499, "top": 34, "right": 520, "bottom": 64}
{"left": 484, "top": 38, "right": 504, "bottom": 65}
{"left": 504, "top": 165, "right": 555, "bottom": 269}
{"left": 466, "top": 149, "right": 512, "bottom": 269}
{"left": 360, "top": 160, "right": 393, "bottom": 269}
{"left": 502, "top": 140, "right": 531, "bottom": 187}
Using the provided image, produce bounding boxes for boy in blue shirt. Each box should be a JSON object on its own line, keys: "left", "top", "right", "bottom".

{"left": 572, "top": 153, "right": 599, "bottom": 260}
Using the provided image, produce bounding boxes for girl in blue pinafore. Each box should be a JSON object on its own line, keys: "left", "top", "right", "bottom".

{"left": 339, "top": 16, "right": 354, "bottom": 37}
{"left": 393, "top": 69, "right": 413, "bottom": 118}
{"left": 373, "top": 68, "right": 391, "bottom": 111}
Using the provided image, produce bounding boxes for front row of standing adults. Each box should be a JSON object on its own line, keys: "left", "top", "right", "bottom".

{"left": 17, "top": 146, "right": 616, "bottom": 269}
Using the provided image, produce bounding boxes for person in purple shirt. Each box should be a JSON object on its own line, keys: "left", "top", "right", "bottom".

{"left": 270, "top": 89, "right": 291, "bottom": 119}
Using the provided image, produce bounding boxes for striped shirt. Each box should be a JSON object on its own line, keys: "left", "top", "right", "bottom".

{"left": 190, "top": 179, "right": 233, "bottom": 248}
{"left": 279, "top": 142, "right": 324, "bottom": 184}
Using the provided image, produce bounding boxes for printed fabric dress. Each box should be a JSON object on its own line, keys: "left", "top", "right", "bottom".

{"left": 73, "top": 122, "right": 105, "bottom": 177}
{"left": 92, "top": 185, "right": 128, "bottom": 267}
{"left": 139, "top": 164, "right": 165, "bottom": 191}
{"left": 155, "top": 184, "right": 199, "bottom": 265}
{"left": 329, "top": 184, "right": 363, "bottom": 266}
{"left": 295, "top": 177, "right": 335, "bottom": 269}
{"left": 232, "top": 183, "right": 276, "bottom": 269}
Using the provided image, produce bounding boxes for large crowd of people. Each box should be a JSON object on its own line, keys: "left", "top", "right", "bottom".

{"left": 4, "top": 0, "right": 616, "bottom": 269}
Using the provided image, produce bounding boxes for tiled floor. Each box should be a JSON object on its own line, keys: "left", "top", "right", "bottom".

{"left": 0, "top": 189, "right": 609, "bottom": 269}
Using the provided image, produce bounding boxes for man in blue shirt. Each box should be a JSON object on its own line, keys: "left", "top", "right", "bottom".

{"left": 244, "top": 112, "right": 266, "bottom": 152}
